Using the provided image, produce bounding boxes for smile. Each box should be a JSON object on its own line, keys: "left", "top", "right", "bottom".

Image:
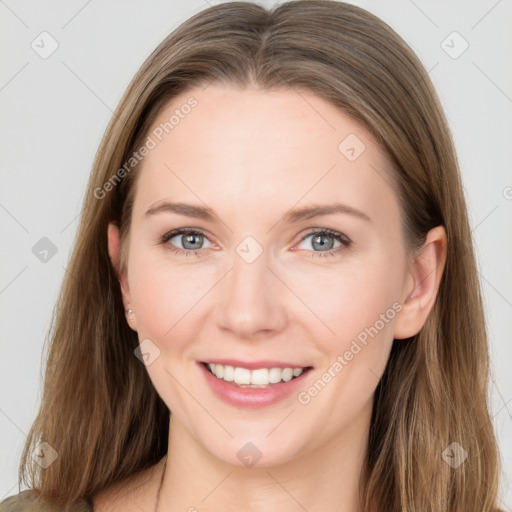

{"left": 198, "top": 360, "right": 313, "bottom": 408}
{"left": 205, "top": 362, "right": 305, "bottom": 388}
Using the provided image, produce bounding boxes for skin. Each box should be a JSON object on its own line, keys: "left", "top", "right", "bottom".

{"left": 98, "top": 84, "right": 446, "bottom": 512}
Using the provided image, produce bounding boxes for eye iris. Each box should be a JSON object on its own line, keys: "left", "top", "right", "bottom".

{"left": 182, "top": 233, "right": 203, "bottom": 250}
{"left": 312, "top": 233, "right": 334, "bottom": 251}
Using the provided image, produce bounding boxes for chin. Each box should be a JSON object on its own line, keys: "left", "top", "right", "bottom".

{"left": 202, "top": 432, "right": 306, "bottom": 469}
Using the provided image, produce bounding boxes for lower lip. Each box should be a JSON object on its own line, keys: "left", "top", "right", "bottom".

{"left": 198, "top": 362, "right": 312, "bottom": 408}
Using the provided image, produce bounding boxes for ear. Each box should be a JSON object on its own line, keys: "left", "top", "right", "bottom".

{"left": 108, "top": 222, "right": 137, "bottom": 332}
{"left": 393, "top": 226, "right": 447, "bottom": 340}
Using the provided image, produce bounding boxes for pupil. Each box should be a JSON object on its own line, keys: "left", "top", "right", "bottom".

{"left": 183, "top": 233, "right": 202, "bottom": 250}
{"left": 313, "top": 234, "right": 333, "bottom": 251}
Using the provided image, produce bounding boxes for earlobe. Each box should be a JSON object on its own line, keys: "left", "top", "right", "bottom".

{"left": 393, "top": 226, "right": 447, "bottom": 340}
{"left": 107, "top": 222, "right": 137, "bottom": 331}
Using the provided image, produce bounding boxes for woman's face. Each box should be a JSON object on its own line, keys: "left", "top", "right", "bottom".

{"left": 109, "top": 83, "right": 419, "bottom": 467}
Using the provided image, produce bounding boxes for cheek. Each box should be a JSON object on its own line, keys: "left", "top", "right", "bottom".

{"left": 127, "top": 254, "right": 212, "bottom": 409}
{"left": 128, "top": 248, "right": 219, "bottom": 353}
{"left": 294, "top": 249, "right": 403, "bottom": 398}
{"left": 132, "top": 271, "right": 195, "bottom": 333}
{"left": 292, "top": 263, "right": 400, "bottom": 432}
{"left": 291, "top": 252, "right": 402, "bottom": 340}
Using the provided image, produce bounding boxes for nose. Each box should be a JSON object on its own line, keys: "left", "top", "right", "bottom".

{"left": 214, "top": 248, "right": 288, "bottom": 341}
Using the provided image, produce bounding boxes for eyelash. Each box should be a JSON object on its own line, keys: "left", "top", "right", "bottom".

{"left": 159, "top": 227, "right": 352, "bottom": 259}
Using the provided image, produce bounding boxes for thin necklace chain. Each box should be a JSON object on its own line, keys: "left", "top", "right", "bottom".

{"left": 154, "top": 455, "right": 168, "bottom": 512}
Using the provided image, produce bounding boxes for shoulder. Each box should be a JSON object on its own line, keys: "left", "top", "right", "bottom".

{"left": 0, "top": 490, "right": 92, "bottom": 512}
{"left": 91, "top": 457, "right": 166, "bottom": 512}
{"left": 1, "top": 458, "right": 165, "bottom": 512}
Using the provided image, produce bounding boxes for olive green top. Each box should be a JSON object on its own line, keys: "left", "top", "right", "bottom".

{"left": 0, "top": 490, "right": 93, "bottom": 512}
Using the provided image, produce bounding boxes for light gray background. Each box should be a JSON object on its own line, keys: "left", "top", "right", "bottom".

{"left": 1, "top": 0, "right": 511, "bottom": 508}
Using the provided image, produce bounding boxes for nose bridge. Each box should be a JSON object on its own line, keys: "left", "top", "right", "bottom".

{"left": 230, "top": 245, "right": 270, "bottom": 296}
{"left": 215, "top": 239, "right": 287, "bottom": 338}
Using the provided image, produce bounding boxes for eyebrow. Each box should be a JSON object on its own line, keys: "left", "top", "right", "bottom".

{"left": 144, "top": 201, "right": 371, "bottom": 223}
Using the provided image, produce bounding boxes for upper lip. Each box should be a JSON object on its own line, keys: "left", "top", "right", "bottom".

{"left": 201, "top": 359, "right": 310, "bottom": 370}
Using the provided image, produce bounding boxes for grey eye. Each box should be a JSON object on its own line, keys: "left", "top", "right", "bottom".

{"left": 298, "top": 232, "right": 342, "bottom": 252}
{"left": 169, "top": 231, "right": 212, "bottom": 251}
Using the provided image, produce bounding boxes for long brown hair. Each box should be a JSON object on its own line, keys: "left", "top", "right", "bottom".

{"left": 18, "top": 1, "right": 501, "bottom": 510}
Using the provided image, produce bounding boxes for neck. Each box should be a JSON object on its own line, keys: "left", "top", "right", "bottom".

{"left": 157, "top": 409, "right": 370, "bottom": 512}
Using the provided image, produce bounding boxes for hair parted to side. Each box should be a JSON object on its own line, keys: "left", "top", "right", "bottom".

{"left": 18, "top": 1, "right": 501, "bottom": 510}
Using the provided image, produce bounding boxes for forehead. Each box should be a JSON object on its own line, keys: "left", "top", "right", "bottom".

{"left": 131, "top": 84, "right": 399, "bottom": 227}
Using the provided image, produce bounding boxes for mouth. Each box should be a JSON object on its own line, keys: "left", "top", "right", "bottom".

{"left": 201, "top": 361, "right": 313, "bottom": 389}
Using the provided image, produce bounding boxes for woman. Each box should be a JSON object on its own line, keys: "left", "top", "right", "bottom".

{"left": 0, "top": 1, "right": 503, "bottom": 511}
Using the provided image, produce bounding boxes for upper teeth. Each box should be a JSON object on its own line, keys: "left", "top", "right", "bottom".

{"left": 208, "top": 363, "right": 304, "bottom": 387}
